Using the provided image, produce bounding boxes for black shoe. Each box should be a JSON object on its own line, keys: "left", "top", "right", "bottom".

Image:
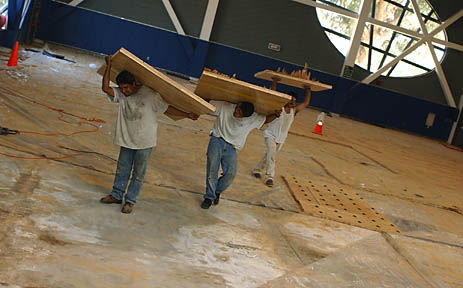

{"left": 121, "top": 202, "right": 134, "bottom": 214}
{"left": 201, "top": 199, "right": 212, "bottom": 209}
{"left": 100, "top": 194, "right": 122, "bottom": 204}
{"left": 214, "top": 193, "right": 220, "bottom": 205}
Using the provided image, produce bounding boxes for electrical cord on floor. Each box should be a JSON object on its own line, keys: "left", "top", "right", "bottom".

{"left": 0, "top": 127, "right": 20, "bottom": 135}
{"left": 0, "top": 86, "right": 105, "bottom": 160}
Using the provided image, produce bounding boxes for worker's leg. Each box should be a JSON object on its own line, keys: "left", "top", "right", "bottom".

{"left": 124, "top": 147, "right": 153, "bottom": 204}
{"left": 205, "top": 136, "right": 223, "bottom": 201}
{"left": 111, "top": 147, "right": 135, "bottom": 201}
{"left": 264, "top": 138, "right": 283, "bottom": 185}
{"left": 216, "top": 142, "right": 237, "bottom": 196}
{"left": 252, "top": 140, "right": 268, "bottom": 177}
{"left": 264, "top": 138, "right": 277, "bottom": 180}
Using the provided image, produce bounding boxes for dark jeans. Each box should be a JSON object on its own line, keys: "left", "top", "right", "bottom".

{"left": 111, "top": 146, "right": 152, "bottom": 204}
{"left": 205, "top": 136, "right": 237, "bottom": 201}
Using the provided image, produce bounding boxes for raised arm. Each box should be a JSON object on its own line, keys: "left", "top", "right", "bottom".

{"left": 102, "top": 55, "right": 115, "bottom": 99}
{"left": 165, "top": 106, "right": 199, "bottom": 120}
{"left": 295, "top": 87, "right": 311, "bottom": 114}
{"left": 264, "top": 109, "right": 281, "bottom": 124}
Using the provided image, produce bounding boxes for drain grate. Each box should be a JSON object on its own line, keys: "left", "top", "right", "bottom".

{"left": 283, "top": 176, "right": 400, "bottom": 234}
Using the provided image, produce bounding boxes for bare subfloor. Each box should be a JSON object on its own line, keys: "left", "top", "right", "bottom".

{"left": 0, "top": 44, "right": 462, "bottom": 288}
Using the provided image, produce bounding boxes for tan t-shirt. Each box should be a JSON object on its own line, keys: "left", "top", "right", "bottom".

{"left": 109, "top": 86, "right": 168, "bottom": 149}
{"left": 264, "top": 107, "right": 295, "bottom": 144}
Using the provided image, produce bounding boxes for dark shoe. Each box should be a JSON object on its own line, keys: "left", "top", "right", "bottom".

{"left": 265, "top": 178, "right": 274, "bottom": 187}
{"left": 121, "top": 203, "right": 134, "bottom": 214}
{"left": 253, "top": 172, "right": 261, "bottom": 178}
{"left": 213, "top": 193, "right": 221, "bottom": 205}
{"left": 201, "top": 199, "right": 212, "bottom": 209}
{"left": 100, "top": 195, "right": 122, "bottom": 204}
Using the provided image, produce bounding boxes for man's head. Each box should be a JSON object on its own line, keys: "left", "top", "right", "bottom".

{"left": 234, "top": 102, "right": 254, "bottom": 118}
{"left": 116, "top": 70, "right": 137, "bottom": 96}
{"left": 285, "top": 91, "right": 297, "bottom": 109}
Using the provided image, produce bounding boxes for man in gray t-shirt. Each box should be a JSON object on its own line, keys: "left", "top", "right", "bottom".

{"left": 100, "top": 55, "right": 198, "bottom": 214}
{"left": 201, "top": 100, "right": 280, "bottom": 209}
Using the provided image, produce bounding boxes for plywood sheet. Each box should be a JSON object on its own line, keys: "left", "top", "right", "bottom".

{"left": 194, "top": 70, "right": 292, "bottom": 115}
{"left": 283, "top": 176, "right": 400, "bottom": 234}
{"left": 97, "top": 48, "right": 215, "bottom": 119}
{"left": 255, "top": 70, "right": 332, "bottom": 91}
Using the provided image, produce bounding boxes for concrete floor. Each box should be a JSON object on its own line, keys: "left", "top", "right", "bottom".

{"left": 0, "top": 43, "right": 462, "bottom": 288}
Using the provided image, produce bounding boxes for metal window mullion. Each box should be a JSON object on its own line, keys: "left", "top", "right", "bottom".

{"left": 383, "top": 0, "right": 438, "bottom": 23}
{"left": 324, "top": 27, "right": 351, "bottom": 40}
{"left": 362, "top": 10, "right": 463, "bottom": 85}
{"left": 317, "top": 0, "right": 358, "bottom": 13}
{"left": 377, "top": 0, "right": 409, "bottom": 71}
{"left": 362, "top": 41, "right": 431, "bottom": 72}
{"left": 367, "top": 0, "right": 376, "bottom": 71}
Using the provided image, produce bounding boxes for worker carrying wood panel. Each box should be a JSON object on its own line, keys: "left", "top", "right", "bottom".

{"left": 98, "top": 54, "right": 200, "bottom": 214}
{"left": 195, "top": 69, "right": 289, "bottom": 209}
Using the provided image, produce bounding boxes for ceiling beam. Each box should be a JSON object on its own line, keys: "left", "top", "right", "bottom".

{"left": 199, "top": 0, "right": 219, "bottom": 41}
{"left": 293, "top": 0, "right": 357, "bottom": 18}
{"left": 341, "top": 0, "right": 373, "bottom": 75}
{"left": 410, "top": 0, "right": 455, "bottom": 107}
{"left": 161, "top": 0, "right": 186, "bottom": 35}
{"left": 68, "top": 0, "right": 84, "bottom": 6}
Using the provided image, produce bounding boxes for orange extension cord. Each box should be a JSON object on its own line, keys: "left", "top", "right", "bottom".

{"left": 0, "top": 86, "right": 106, "bottom": 160}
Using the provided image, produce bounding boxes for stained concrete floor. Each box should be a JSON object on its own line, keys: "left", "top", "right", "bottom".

{"left": 0, "top": 43, "right": 462, "bottom": 288}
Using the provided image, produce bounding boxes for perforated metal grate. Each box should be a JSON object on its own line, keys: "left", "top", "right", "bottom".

{"left": 283, "top": 176, "right": 400, "bottom": 234}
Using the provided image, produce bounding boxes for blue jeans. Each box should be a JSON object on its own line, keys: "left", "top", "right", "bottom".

{"left": 205, "top": 136, "right": 237, "bottom": 201}
{"left": 111, "top": 146, "right": 152, "bottom": 204}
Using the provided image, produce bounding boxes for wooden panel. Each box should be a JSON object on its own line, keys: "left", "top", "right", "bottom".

{"left": 194, "top": 70, "right": 292, "bottom": 115}
{"left": 97, "top": 48, "right": 215, "bottom": 118}
{"left": 283, "top": 176, "right": 400, "bottom": 234}
{"left": 255, "top": 70, "right": 332, "bottom": 91}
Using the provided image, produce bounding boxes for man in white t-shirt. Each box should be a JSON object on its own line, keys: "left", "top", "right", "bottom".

{"left": 253, "top": 87, "right": 311, "bottom": 187}
{"left": 100, "top": 55, "right": 198, "bottom": 214}
{"left": 201, "top": 100, "right": 280, "bottom": 209}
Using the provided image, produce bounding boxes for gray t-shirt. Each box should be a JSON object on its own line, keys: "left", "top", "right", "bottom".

{"left": 210, "top": 100, "right": 266, "bottom": 151}
{"left": 109, "top": 85, "right": 168, "bottom": 149}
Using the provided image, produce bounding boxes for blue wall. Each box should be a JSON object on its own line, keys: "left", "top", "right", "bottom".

{"left": 23, "top": 0, "right": 458, "bottom": 140}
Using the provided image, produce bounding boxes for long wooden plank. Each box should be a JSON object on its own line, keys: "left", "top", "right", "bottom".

{"left": 194, "top": 70, "right": 292, "bottom": 115}
{"left": 255, "top": 69, "right": 332, "bottom": 92}
{"left": 97, "top": 48, "right": 215, "bottom": 118}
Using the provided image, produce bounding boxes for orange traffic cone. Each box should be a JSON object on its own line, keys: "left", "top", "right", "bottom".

{"left": 312, "top": 112, "right": 325, "bottom": 135}
{"left": 7, "top": 41, "right": 19, "bottom": 67}
{"left": 312, "top": 119, "right": 323, "bottom": 135}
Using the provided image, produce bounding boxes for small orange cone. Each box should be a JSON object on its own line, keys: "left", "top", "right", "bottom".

{"left": 7, "top": 42, "right": 19, "bottom": 67}
{"left": 312, "top": 119, "right": 323, "bottom": 135}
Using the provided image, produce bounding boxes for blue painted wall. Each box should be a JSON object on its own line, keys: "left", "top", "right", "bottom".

{"left": 13, "top": 0, "right": 461, "bottom": 141}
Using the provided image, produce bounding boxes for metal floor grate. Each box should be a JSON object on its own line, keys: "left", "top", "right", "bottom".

{"left": 283, "top": 176, "right": 400, "bottom": 234}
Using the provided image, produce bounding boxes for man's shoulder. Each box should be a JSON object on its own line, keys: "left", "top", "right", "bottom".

{"left": 139, "top": 85, "right": 159, "bottom": 95}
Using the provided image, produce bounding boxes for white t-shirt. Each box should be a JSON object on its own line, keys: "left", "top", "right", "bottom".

{"left": 210, "top": 100, "right": 266, "bottom": 151}
{"left": 109, "top": 85, "right": 169, "bottom": 149}
{"left": 264, "top": 107, "right": 294, "bottom": 144}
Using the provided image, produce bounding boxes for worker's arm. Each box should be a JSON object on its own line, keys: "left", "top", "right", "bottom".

{"left": 271, "top": 77, "right": 280, "bottom": 90}
{"left": 264, "top": 109, "right": 281, "bottom": 124}
{"left": 102, "top": 55, "right": 115, "bottom": 99}
{"left": 165, "top": 106, "right": 199, "bottom": 120}
{"left": 294, "top": 87, "right": 311, "bottom": 114}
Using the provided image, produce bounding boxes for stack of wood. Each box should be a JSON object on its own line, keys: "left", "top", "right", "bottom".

{"left": 275, "top": 67, "right": 312, "bottom": 81}
{"left": 204, "top": 67, "right": 236, "bottom": 79}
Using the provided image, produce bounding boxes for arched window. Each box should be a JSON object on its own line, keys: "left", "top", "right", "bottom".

{"left": 316, "top": 0, "right": 447, "bottom": 77}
